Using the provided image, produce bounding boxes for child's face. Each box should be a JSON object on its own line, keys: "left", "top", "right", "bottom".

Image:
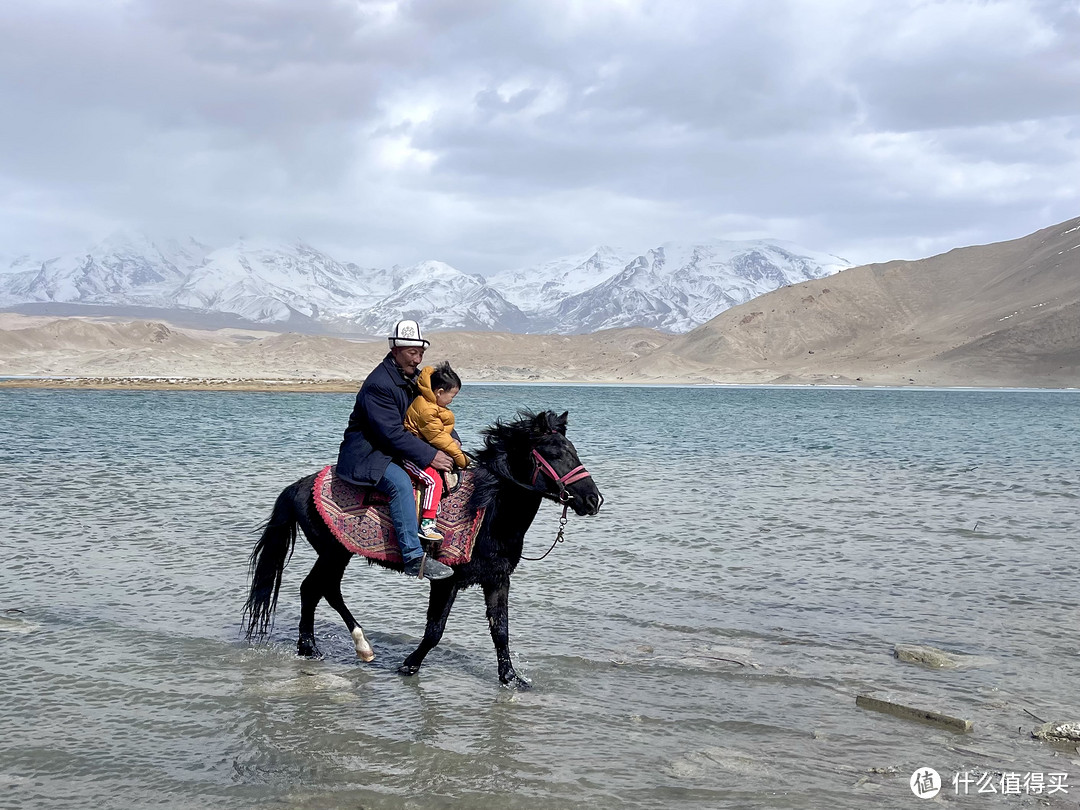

{"left": 435, "top": 386, "right": 459, "bottom": 407}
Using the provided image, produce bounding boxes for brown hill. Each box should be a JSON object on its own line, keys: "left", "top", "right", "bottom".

{"left": 0, "top": 318, "right": 204, "bottom": 352}
{"left": 629, "top": 216, "right": 1080, "bottom": 387}
{"left": 434, "top": 328, "right": 672, "bottom": 382}
{"left": 0, "top": 315, "right": 674, "bottom": 383}
{"left": 0, "top": 319, "right": 222, "bottom": 378}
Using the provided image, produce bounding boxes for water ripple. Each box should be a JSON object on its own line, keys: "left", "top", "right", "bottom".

{"left": 2, "top": 386, "right": 1078, "bottom": 809}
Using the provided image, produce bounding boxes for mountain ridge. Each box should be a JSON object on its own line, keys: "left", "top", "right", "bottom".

{"left": 0, "top": 234, "right": 848, "bottom": 335}
{"left": 623, "top": 215, "right": 1080, "bottom": 386}
{"left": 5, "top": 216, "right": 1076, "bottom": 389}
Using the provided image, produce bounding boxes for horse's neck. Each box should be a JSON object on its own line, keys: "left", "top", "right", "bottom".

{"left": 488, "top": 476, "right": 543, "bottom": 544}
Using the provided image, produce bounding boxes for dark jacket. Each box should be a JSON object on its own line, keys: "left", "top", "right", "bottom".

{"left": 336, "top": 353, "right": 439, "bottom": 486}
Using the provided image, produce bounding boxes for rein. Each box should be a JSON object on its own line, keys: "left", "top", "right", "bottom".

{"left": 519, "top": 446, "right": 597, "bottom": 561}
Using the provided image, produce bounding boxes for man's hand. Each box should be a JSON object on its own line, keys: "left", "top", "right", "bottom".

{"left": 430, "top": 450, "right": 454, "bottom": 472}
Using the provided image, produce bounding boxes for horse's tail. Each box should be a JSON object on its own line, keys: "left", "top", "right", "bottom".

{"left": 242, "top": 481, "right": 301, "bottom": 640}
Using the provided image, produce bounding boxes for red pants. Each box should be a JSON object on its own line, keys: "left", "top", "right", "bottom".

{"left": 402, "top": 460, "right": 443, "bottom": 519}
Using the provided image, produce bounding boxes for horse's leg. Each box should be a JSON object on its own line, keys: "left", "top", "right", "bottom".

{"left": 483, "top": 580, "right": 530, "bottom": 689}
{"left": 292, "top": 486, "right": 373, "bottom": 660}
{"left": 297, "top": 554, "right": 333, "bottom": 658}
{"left": 398, "top": 579, "right": 459, "bottom": 676}
{"left": 320, "top": 552, "right": 375, "bottom": 663}
{"left": 296, "top": 545, "right": 374, "bottom": 661}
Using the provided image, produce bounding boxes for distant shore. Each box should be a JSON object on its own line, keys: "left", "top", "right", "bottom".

{"left": 0, "top": 375, "right": 636, "bottom": 391}
{"left": 0, "top": 376, "right": 362, "bottom": 392}
{"left": 2, "top": 374, "right": 1077, "bottom": 392}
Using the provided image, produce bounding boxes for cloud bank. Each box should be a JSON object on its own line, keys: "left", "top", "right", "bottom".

{"left": 1, "top": 0, "right": 1078, "bottom": 273}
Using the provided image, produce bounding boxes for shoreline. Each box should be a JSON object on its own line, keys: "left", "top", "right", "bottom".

{"left": 0, "top": 376, "right": 362, "bottom": 392}
{"left": 2, "top": 375, "right": 1077, "bottom": 393}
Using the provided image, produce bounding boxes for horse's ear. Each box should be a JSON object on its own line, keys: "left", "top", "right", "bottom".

{"left": 555, "top": 411, "right": 568, "bottom": 434}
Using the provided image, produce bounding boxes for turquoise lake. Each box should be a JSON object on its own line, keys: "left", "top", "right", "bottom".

{"left": 1, "top": 385, "right": 1078, "bottom": 809}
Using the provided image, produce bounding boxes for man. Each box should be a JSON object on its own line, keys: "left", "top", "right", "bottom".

{"left": 337, "top": 319, "right": 456, "bottom": 580}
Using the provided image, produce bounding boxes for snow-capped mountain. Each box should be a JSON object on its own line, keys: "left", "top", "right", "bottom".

{"left": 169, "top": 240, "right": 384, "bottom": 323}
{"left": 0, "top": 236, "right": 387, "bottom": 326}
{"left": 0, "top": 233, "right": 850, "bottom": 334}
{"left": 0, "top": 254, "right": 41, "bottom": 276}
{"left": 489, "top": 246, "right": 638, "bottom": 310}
{"left": 342, "top": 261, "right": 531, "bottom": 334}
{"left": 542, "top": 240, "right": 850, "bottom": 333}
{"left": 0, "top": 234, "right": 206, "bottom": 305}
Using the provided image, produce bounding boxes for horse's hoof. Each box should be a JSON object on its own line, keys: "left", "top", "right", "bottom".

{"left": 297, "top": 634, "right": 323, "bottom": 659}
{"left": 397, "top": 663, "right": 421, "bottom": 677}
{"left": 351, "top": 627, "right": 375, "bottom": 662}
{"left": 502, "top": 673, "right": 532, "bottom": 691}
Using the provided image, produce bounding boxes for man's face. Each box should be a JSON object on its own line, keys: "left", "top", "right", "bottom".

{"left": 391, "top": 346, "right": 425, "bottom": 375}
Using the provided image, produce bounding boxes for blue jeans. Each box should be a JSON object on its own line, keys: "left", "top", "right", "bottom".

{"left": 375, "top": 462, "right": 423, "bottom": 563}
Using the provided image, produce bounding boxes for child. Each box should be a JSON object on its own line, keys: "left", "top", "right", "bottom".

{"left": 402, "top": 361, "right": 468, "bottom": 542}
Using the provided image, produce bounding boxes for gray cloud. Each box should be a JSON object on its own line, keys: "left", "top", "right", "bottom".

{"left": 1, "top": 0, "right": 1077, "bottom": 273}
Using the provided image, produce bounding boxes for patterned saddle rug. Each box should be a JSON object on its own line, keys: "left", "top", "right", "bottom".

{"left": 313, "top": 465, "right": 485, "bottom": 565}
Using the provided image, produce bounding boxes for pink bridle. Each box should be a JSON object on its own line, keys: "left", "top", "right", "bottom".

{"left": 519, "top": 440, "right": 601, "bottom": 562}
{"left": 529, "top": 447, "right": 593, "bottom": 496}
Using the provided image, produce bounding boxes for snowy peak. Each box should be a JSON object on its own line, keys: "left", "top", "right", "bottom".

{"left": 0, "top": 232, "right": 206, "bottom": 306}
{"left": 172, "top": 239, "right": 386, "bottom": 323}
{"left": 349, "top": 260, "right": 529, "bottom": 334}
{"left": 490, "top": 245, "right": 637, "bottom": 310}
{"left": 390, "top": 260, "right": 470, "bottom": 291}
{"left": 0, "top": 234, "right": 850, "bottom": 334}
{"left": 544, "top": 239, "right": 848, "bottom": 333}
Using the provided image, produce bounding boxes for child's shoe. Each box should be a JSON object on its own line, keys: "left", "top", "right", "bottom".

{"left": 418, "top": 518, "right": 444, "bottom": 542}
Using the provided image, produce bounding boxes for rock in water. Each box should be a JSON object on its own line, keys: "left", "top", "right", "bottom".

{"left": 856, "top": 694, "right": 973, "bottom": 732}
{"left": 893, "top": 644, "right": 960, "bottom": 669}
{"left": 1032, "top": 722, "right": 1080, "bottom": 744}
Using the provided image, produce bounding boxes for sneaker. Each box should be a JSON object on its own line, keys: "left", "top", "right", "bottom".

{"left": 403, "top": 556, "right": 454, "bottom": 580}
{"left": 418, "top": 518, "right": 444, "bottom": 542}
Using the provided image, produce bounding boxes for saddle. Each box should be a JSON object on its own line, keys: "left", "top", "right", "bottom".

{"left": 313, "top": 465, "right": 484, "bottom": 565}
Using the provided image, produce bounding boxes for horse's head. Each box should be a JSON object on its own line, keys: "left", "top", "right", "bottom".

{"left": 480, "top": 410, "right": 603, "bottom": 516}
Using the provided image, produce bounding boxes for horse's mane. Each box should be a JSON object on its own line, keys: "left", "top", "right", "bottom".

{"left": 468, "top": 409, "right": 567, "bottom": 512}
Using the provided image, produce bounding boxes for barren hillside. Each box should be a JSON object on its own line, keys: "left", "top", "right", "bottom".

{"left": 627, "top": 216, "right": 1080, "bottom": 387}
{"left": 0, "top": 316, "right": 674, "bottom": 384}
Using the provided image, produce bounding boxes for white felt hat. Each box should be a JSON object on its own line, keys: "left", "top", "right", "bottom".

{"left": 388, "top": 319, "right": 430, "bottom": 348}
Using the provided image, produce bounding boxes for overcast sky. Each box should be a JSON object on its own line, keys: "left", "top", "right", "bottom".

{"left": 1, "top": 0, "right": 1078, "bottom": 274}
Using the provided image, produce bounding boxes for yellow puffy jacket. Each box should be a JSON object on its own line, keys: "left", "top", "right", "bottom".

{"left": 404, "top": 366, "right": 468, "bottom": 468}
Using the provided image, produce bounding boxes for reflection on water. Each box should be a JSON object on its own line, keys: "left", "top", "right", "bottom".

{"left": 1, "top": 386, "right": 1078, "bottom": 809}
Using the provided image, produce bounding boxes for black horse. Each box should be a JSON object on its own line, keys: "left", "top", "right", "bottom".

{"left": 243, "top": 410, "right": 603, "bottom": 687}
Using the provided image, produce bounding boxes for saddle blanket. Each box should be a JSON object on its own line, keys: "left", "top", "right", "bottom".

{"left": 313, "top": 465, "right": 485, "bottom": 565}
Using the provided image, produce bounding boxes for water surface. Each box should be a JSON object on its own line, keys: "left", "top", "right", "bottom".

{"left": 1, "top": 386, "right": 1078, "bottom": 808}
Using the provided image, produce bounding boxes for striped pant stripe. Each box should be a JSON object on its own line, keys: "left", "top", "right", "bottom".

{"left": 402, "top": 459, "right": 439, "bottom": 512}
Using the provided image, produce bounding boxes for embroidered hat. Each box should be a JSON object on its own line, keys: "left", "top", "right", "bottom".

{"left": 388, "top": 319, "right": 430, "bottom": 348}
